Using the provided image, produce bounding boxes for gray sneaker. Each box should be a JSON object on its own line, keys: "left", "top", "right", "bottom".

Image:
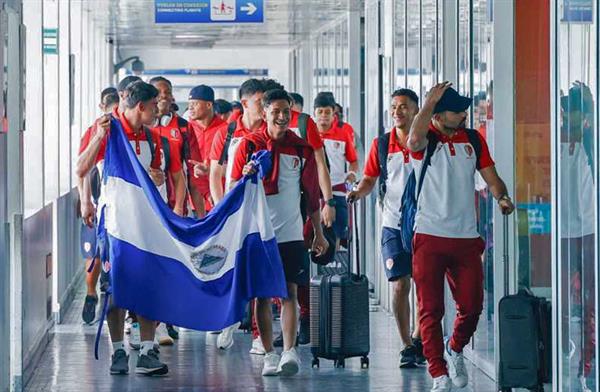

{"left": 135, "top": 349, "right": 168, "bottom": 376}
{"left": 110, "top": 349, "right": 129, "bottom": 375}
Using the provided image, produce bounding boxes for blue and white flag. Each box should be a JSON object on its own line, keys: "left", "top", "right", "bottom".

{"left": 97, "top": 117, "right": 287, "bottom": 331}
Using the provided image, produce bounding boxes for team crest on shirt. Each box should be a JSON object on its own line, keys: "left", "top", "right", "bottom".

{"left": 334, "top": 142, "right": 341, "bottom": 149}
{"left": 170, "top": 129, "right": 179, "bottom": 140}
{"left": 190, "top": 245, "right": 228, "bottom": 275}
{"left": 292, "top": 157, "right": 300, "bottom": 169}
{"left": 464, "top": 145, "right": 474, "bottom": 158}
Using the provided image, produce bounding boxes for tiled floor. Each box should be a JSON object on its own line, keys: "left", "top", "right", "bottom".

{"left": 26, "top": 285, "right": 498, "bottom": 391}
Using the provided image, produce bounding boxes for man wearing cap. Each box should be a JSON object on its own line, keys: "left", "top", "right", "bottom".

{"left": 187, "top": 85, "right": 228, "bottom": 213}
{"left": 407, "top": 82, "right": 514, "bottom": 391}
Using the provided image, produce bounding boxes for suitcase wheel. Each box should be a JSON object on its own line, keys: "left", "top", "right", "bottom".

{"left": 360, "top": 356, "right": 369, "bottom": 369}
{"left": 334, "top": 358, "right": 345, "bottom": 368}
{"left": 311, "top": 357, "right": 320, "bottom": 368}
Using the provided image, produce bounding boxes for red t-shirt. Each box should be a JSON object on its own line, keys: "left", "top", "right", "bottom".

{"left": 188, "top": 115, "right": 227, "bottom": 197}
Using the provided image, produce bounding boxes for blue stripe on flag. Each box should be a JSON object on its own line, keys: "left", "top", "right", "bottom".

{"left": 109, "top": 233, "right": 286, "bottom": 331}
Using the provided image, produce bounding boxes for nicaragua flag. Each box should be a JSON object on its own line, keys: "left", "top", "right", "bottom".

{"left": 97, "top": 117, "right": 287, "bottom": 331}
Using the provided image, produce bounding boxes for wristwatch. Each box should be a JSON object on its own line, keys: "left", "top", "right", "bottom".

{"left": 326, "top": 198, "right": 337, "bottom": 207}
{"left": 497, "top": 194, "right": 512, "bottom": 204}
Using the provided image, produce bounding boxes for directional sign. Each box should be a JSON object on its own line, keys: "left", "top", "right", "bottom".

{"left": 155, "top": 0, "right": 264, "bottom": 24}
{"left": 562, "top": 0, "right": 593, "bottom": 23}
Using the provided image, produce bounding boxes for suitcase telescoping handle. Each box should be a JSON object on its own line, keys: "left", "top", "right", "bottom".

{"left": 350, "top": 185, "right": 361, "bottom": 276}
{"left": 503, "top": 214, "right": 509, "bottom": 297}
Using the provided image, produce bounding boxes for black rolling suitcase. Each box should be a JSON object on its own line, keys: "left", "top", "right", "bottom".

{"left": 498, "top": 216, "right": 551, "bottom": 392}
{"left": 309, "top": 200, "right": 370, "bottom": 369}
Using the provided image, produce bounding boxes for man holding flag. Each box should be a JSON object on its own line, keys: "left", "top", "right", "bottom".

{"left": 77, "top": 81, "right": 171, "bottom": 376}
{"left": 231, "top": 88, "right": 329, "bottom": 377}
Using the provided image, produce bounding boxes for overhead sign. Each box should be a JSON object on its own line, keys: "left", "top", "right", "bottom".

{"left": 155, "top": 0, "right": 264, "bottom": 24}
{"left": 126, "top": 68, "right": 268, "bottom": 76}
{"left": 562, "top": 0, "right": 593, "bottom": 23}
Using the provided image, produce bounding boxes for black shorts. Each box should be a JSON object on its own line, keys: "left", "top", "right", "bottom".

{"left": 278, "top": 241, "right": 308, "bottom": 285}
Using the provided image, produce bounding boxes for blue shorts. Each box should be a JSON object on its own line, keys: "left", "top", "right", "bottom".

{"left": 332, "top": 195, "right": 348, "bottom": 240}
{"left": 381, "top": 227, "right": 412, "bottom": 281}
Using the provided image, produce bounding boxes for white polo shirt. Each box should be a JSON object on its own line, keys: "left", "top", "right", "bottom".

{"left": 411, "top": 124, "right": 494, "bottom": 239}
{"left": 364, "top": 129, "right": 413, "bottom": 229}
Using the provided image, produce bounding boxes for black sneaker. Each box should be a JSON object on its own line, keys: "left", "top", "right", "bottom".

{"left": 166, "top": 324, "right": 179, "bottom": 340}
{"left": 82, "top": 295, "right": 98, "bottom": 324}
{"left": 413, "top": 338, "right": 426, "bottom": 365}
{"left": 110, "top": 349, "right": 129, "bottom": 375}
{"left": 135, "top": 349, "right": 168, "bottom": 376}
{"left": 298, "top": 319, "right": 310, "bottom": 345}
{"left": 399, "top": 345, "right": 418, "bottom": 368}
{"left": 273, "top": 332, "right": 299, "bottom": 348}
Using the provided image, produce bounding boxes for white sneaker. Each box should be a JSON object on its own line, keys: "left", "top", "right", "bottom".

{"left": 129, "top": 322, "right": 140, "bottom": 350}
{"left": 262, "top": 351, "right": 281, "bottom": 376}
{"left": 444, "top": 339, "right": 468, "bottom": 388}
{"left": 156, "top": 323, "right": 174, "bottom": 346}
{"left": 277, "top": 348, "right": 300, "bottom": 376}
{"left": 431, "top": 375, "right": 452, "bottom": 391}
{"left": 250, "top": 337, "right": 266, "bottom": 355}
{"left": 217, "top": 322, "right": 240, "bottom": 350}
{"left": 580, "top": 375, "right": 592, "bottom": 392}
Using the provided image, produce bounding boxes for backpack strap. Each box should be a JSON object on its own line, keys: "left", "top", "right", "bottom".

{"left": 176, "top": 117, "right": 191, "bottom": 161}
{"left": 416, "top": 133, "right": 439, "bottom": 199}
{"left": 377, "top": 132, "right": 391, "bottom": 203}
{"left": 160, "top": 135, "right": 171, "bottom": 172}
{"left": 143, "top": 126, "right": 160, "bottom": 168}
{"left": 297, "top": 113, "right": 309, "bottom": 140}
{"left": 464, "top": 128, "right": 483, "bottom": 170}
{"left": 219, "top": 121, "right": 238, "bottom": 165}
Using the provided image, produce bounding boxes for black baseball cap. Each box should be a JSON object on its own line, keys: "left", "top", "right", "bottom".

{"left": 433, "top": 87, "right": 472, "bottom": 114}
{"left": 189, "top": 85, "right": 215, "bottom": 102}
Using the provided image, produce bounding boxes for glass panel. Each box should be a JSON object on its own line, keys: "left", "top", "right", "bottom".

{"left": 406, "top": 0, "right": 419, "bottom": 93}
{"left": 394, "top": 0, "right": 406, "bottom": 90}
{"left": 557, "top": 1, "right": 597, "bottom": 389}
{"left": 421, "top": 0, "right": 437, "bottom": 98}
{"left": 458, "top": 0, "right": 470, "bottom": 96}
{"left": 469, "top": 0, "right": 495, "bottom": 367}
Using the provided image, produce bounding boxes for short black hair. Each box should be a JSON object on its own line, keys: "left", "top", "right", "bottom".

{"left": 261, "top": 78, "right": 285, "bottom": 92}
{"left": 101, "top": 87, "right": 119, "bottom": 108}
{"left": 124, "top": 81, "right": 159, "bottom": 109}
{"left": 239, "top": 78, "right": 265, "bottom": 100}
{"left": 231, "top": 101, "right": 243, "bottom": 110}
{"left": 148, "top": 76, "right": 172, "bottom": 88}
{"left": 100, "top": 87, "right": 118, "bottom": 101}
{"left": 289, "top": 92, "right": 304, "bottom": 108}
{"left": 117, "top": 75, "right": 142, "bottom": 93}
{"left": 391, "top": 88, "right": 419, "bottom": 106}
{"left": 214, "top": 99, "right": 233, "bottom": 114}
{"left": 262, "top": 89, "right": 292, "bottom": 108}
{"left": 313, "top": 92, "right": 336, "bottom": 109}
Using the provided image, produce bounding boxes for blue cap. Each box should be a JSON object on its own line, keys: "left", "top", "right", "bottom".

{"left": 433, "top": 87, "right": 472, "bottom": 114}
{"left": 80, "top": 222, "right": 97, "bottom": 259}
{"left": 189, "top": 85, "right": 214, "bottom": 102}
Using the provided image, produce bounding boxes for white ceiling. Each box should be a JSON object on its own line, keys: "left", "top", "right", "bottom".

{"left": 90, "top": 0, "right": 364, "bottom": 49}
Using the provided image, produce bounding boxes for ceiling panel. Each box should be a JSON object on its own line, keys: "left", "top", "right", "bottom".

{"left": 89, "top": 0, "right": 364, "bottom": 49}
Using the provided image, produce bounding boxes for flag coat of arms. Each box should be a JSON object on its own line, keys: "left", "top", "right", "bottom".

{"left": 97, "top": 117, "right": 287, "bottom": 331}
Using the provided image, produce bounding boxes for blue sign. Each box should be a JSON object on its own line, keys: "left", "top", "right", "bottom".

{"left": 126, "top": 68, "right": 268, "bottom": 76}
{"left": 518, "top": 203, "right": 551, "bottom": 235}
{"left": 155, "top": 0, "right": 264, "bottom": 24}
{"left": 562, "top": 0, "right": 593, "bottom": 23}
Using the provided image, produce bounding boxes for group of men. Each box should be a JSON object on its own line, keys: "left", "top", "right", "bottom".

{"left": 76, "top": 73, "right": 515, "bottom": 391}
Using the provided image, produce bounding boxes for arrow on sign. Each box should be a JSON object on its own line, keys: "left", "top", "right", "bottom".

{"left": 241, "top": 2, "right": 257, "bottom": 16}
